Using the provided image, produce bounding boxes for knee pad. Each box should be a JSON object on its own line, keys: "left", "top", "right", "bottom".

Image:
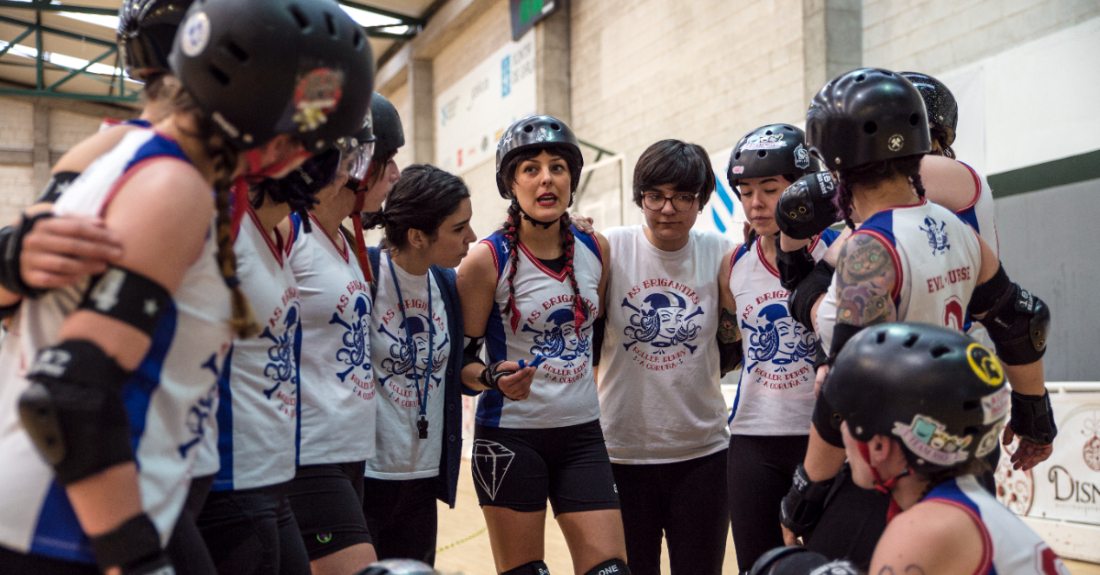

{"left": 502, "top": 560, "right": 551, "bottom": 575}
{"left": 583, "top": 558, "right": 629, "bottom": 575}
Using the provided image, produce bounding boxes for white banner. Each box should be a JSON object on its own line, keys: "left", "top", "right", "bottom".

{"left": 435, "top": 33, "right": 537, "bottom": 176}
{"left": 996, "top": 384, "right": 1100, "bottom": 527}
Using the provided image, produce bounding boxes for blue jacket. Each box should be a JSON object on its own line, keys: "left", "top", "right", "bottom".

{"left": 368, "top": 247, "right": 474, "bottom": 507}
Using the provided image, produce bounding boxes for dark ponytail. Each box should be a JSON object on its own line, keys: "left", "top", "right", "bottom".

{"left": 363, "top": 164, "right": 470, "bottom": 252}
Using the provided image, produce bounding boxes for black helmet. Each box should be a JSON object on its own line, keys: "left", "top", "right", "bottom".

{"left": 823, "top": 323, "right": 1010, "bottom": 474}
{"left": 495, "top": 115, "right": 583, "bottom": 200}
{"left": 900, "top": 71, "right": 958, "bottom": 147}
{"left": 370, "top": 92, "right": 404, "bottom": 162}
{"left": 727, "top": 124, "right": 820, "bottom": 198}
{"left": 169, "top": 0, "right": 374, "bottom": 152}
{"left": 118, "top": 0, "right": 193, "bottom": 80}
{"left": 335, "top": 108, "right": 374, "bottom": 182}
{"left": 355, "top": 558, "right": 439, "bottom": 575}
{"left": 749, "top": 547, "right": 828, "bottom": 575}
{"left": 806, "top": 68, "right": 931, "bottom": 172}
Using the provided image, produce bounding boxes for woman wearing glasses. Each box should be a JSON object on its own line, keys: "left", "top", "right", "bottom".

{"left": 716, "top": 124, "right": 840, "bottom": 572}
{"left": 593, "top": 140, "right": 735, "bottom": 575}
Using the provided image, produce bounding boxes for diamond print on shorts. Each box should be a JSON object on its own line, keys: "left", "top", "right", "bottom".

{"left": 472, "top": 439, "right": 515, "bottom": 501}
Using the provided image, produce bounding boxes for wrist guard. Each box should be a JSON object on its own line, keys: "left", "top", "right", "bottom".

{"left": 775, "top": 236, "right": 816, "bottom": 291}
{"left": 1010, "top": 391, "right": 1057, "bottom": 445}
{"left": 479, "top": 361, "right": 516, "bottom": 399}
{"left": 0, "top": 212, "right": 52, "bottom": 298}
{"left": 780, "top": 464, "right": 835, "bottom": 537}
{"left": 90, "top": 513, "right": 174, "bottom": 575}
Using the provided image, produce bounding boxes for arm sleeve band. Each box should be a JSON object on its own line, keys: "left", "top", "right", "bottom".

{"left": 829, "top": 323, "right": 864, "bottom": 364}
{"left": 775, "top": 236, "right": 816, "bottom": 291}
{"left": 36, "top": 171, "right": 80, "bottom": 203}
{"left": 591, "top": 316, "right": 606, "bottom": 367}
{"left": 18, "top": 339, "right": 135, "bottom": 485}
{"left": 463, "top": 335, "right": 486, "bottom": 369}
{"left": 789, "top": 260, "right": 834, "bottom": 329}
{"left": 718, "top": 338, "right": 743, "bottom": 376}
{"left": 78, "top": 266, "right": 172, "bottom": 338}
{"left": 0, "top": 212, "right": 52, "bottom": 298}
{"left": 968, "top": 264, "right": 1050, "bottom": 365}
{"left": 811, "top": 394, "right": 845, "bottom": 448}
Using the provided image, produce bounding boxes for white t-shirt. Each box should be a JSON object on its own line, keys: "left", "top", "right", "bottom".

{"left": 365, "top": 252, "right": 449, "bottom": 480}
{"left": 213, "top": 208, "right": 302, "bottom": 491}
{"left": 597, "top": 226, "right": 734, "bottom": 464}
{"left": 290, "top": 214, "right": 376, "bottom": 465}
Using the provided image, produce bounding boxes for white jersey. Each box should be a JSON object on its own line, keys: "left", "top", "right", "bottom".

{"left": 0, "top": 130, "right": 232, "bottom": 563}
{"left": 365, "top": 252, "right": 449, "bottom": 479}
{"left": 816, "top": 200, "right": 982, "bottom": 353}
{"left": 597, "top": 227, "right": 734, "bottom": 464}
{"left": 956, "top": 161, "right": 998, "bottom": 258}
{"left": 728, "top": 231, "right": 839, "bottom": 435}
{"left": 924, "top": 475, "right": 1069, "bottom": 575}
{"left": 213, "top": 208, "right": 302, "bottom": 491}
{"left": 474, "top": 227, "right": 604, "bottom": 429}
{"left": 289, "top": 214, "right": 375, "bottom": 466}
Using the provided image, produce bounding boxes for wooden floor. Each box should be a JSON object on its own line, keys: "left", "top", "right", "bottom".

{"left": 434, "top": 459, "right": 1100, "bottom": 575}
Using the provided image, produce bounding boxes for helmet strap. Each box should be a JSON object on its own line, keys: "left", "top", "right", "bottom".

{"left": 349, "top": 189, "right": 372, "bottom": 283}
{"left": 515, "top": 203, "right": 557, "bottom": 229}
{"left": 856, "top": 440, "right": 912, "bottom": 523}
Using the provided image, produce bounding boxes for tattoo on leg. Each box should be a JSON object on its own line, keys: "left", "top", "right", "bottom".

{"left": 718, "top": 308, "right": 740, "bottom": 344}
{"left": 836, "top": 233, "right": 897, "bottom": 327}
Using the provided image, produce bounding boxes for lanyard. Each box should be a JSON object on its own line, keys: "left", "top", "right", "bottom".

{"left": 387, "top": 254, "right": 432, "bottom": 440}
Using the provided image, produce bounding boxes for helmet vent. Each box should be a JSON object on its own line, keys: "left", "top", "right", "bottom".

{"left": 783, "top": 126, "right": 794, "bottom": 131}
{"left": 930, "top": 344, "right": 951, "bottom": 358}
{"left": 324, "top": 12, "right": 337, "bottom": 37}
{"left": 863, "top": 121, "right": 877, "bottom": 134}
{"left": 288, "top": 5, "right": 311, "bottom": 31}
{"left": 208, "top": 65, "right": 229, "bottom": 86}
{"left": 876, "top": 330, "right": 888, "bottom": 344}
{"left": 903, "top": 334, "right": 920, "bottom": 348}
{"left": 550, "top": 123, "right": 561, "bottom": 130}
{"left": 757, "top": 150, "right": 767, "bottom": 158}
{"left": 963, "top": 401, "right": 980, "bottom": 412}
{"left": 765, "top": 129, "right": 774, "bottom": 135}
{"left": 734, "top": 151, "right": 742, "bottom": 160}
{"left": 855, "top": 73, "right": 866, "bottom": 82}
{"left": 225, "top": 41, "right": 248, "bottom": 63}
{"left": 352, "top": 28, "right": 364, "bottom": 49}
{"left": 523, "top": 124, "right": 534, "bottom": 133}
{"left": 909, "top": 113, "right": 920, "bottom": 126}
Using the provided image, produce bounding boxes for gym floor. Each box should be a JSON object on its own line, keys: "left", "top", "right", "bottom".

{"left": 433, "top": 459, "right": 1100, "bottom": 575}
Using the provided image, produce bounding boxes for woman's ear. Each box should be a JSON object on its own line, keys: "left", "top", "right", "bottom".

{"left": 407, "top": 228, "right": 427, "bottom": 250}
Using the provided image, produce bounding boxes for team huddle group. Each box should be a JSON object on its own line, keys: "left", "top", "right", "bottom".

{"left": 0, "top": 0, "right": 1068, "bottom": 575}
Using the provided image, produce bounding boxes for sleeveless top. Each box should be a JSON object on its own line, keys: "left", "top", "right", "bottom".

{"left": 212, "top": 207, "right": 302, "bottom": 491}
{"left": 816, "top": 200, "right": 982, "bottom": 353}
{"left": 728, "top": 230, "right": 839, "bottom": 435}
{"left": 0, "top": 130, "right": 232, "bottom": 563}
{"left": 598, "top": 227, "right": 734, "bottom": 463}
{"left": 288, "top": 214, "right": 375, "bottom": 466}
{"left": 923, "top": 475, "right": 1068, "bottom": 575}
{"left": 474, "top": 226, "right": 604, "bottom": 429}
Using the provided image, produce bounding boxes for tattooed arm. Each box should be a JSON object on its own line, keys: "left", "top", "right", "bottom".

{"left": 717, "top": 247, "right": 742, "bottom": 375}
{"left": 835, "top": 232, "right": 897, "bottom": 328}
{"left": 869, "top": 500, "right": 985, "bottom": 575}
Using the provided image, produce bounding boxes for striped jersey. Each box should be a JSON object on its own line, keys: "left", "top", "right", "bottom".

{"left": 727, "top": 230, "right": 839, "bottom": 435}
{"left": 213, "top": 206, "right": 302, "bottom": 491}
{"left": 474, "top": 227, "right": 604, "bottom": 429}
{"left": 0, "top": 130, "right": 232, "bottom": 563}
{"left": 288, "top": 214, "right": 375, "bottom": 466}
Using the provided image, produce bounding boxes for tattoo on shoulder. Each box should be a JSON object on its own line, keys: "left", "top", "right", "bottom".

{"left": 718, "top": 308, "right": 740, "bottom": 344}
{"left": 836, "top": 233, "right": 896, "bottom": 326}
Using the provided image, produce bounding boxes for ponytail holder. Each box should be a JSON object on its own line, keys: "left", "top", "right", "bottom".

{"left": 224, "top": 274, "right": 241, "bottom": 289}
{"left": 508, "top": 300, "right": 522, "bottom": 334}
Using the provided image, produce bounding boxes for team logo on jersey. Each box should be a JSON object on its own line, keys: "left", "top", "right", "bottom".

{"left": 620, "top": 287, "right": 703, "bottom": 372}
{"left": 740, "top": 303, "right": 815, "bottom": 390}
{"left": 179, "top": 355, "right": 222, "bottom": 458}
{"left": 919, "top": 216, "right": 951, "bottom": 255}
{"left": 377, "top": 313, "right": 447, "bottom": 407}
{"left": 330, "top": 293, "right": 373, "bottom": 389}
{"left": 524, "top": 307, "right": 590, "bottom": 366}
{"left": 893, "top": 414, "right": 972, "bottom": 466}
{"left": 472, "top": 440, "right": 515, "bottom": 501}
{"left": 259, "top": 302, "right": 302, "bottom": 416}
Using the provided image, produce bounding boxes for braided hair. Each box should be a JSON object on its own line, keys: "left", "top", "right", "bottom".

{"left": 835, "top": 154, "right": 926, "bottom": 230}
{"left": 170, "top": 87, "right": 257, "bottom": 337}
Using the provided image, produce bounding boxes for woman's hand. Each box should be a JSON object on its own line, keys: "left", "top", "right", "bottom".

{"left": 21, "top": 213, "right": 123, "bottom": 289}
{"left": 494, "top": 361, "right": 536, "bottom": 400}
{"left": 570, "top": 213, "right": 595, "bottom": 234}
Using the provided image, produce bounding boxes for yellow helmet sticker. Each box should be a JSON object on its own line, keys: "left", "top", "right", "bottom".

{"left": 967, "top": 343, "right": 1005, "bottom": 387}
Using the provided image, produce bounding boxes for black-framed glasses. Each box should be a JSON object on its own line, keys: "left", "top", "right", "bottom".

{"left": 642, "top": 192, "right": 697, "bottom": 212}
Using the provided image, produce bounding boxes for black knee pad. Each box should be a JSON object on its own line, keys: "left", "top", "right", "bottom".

{"left": 584, "top": 558, "right": 629, "bottom": 575}
{"left": 503, "top": 560, "right": 551, "bottom": 575}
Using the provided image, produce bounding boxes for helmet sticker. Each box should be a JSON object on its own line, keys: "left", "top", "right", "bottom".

{"left": 892, "top": 414, "right": 972, "bottom": 466}
{"left": 731, "top": 165, "right": 745, "bottom": 175}
{"left": 974, "top": 423, "right": 1004, "bottom": 458}
{"left": 967, "top": 343, "right": 1005, "bottom": 387}
{"left": 293, "top": 68, "right": 346, "bottom": 133}
{"left": 742, "top": 133, "right": 785, "bottom": 150}
{"left": 180, "top": 11, "right": 210, "bottom": 57}
{"left": 887, "top": 134, "right": 905, "bottom": 152}
{"left": 794, "top": 143, "right": 810, "bottom": 169}
{"left": 981, "top": 386, "right": 1010, "bottom": 425}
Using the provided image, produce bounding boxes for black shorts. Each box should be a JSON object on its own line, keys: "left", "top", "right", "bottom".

{"left": 286, "top": 461, "right": 372, "bottom": 561}
{"left": 472, "top": 420, "right": 620, "bottom": 515}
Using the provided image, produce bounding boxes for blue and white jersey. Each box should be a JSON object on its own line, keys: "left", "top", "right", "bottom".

{"left": 598, "top": 227, "right": 734, "bottom": 464}
{"left": 475, "top": 227, "right": 604, "bottom": 429}
{"left": 366, "top": 251, "right": 448, "bottom": 479}
{"left": 955, "top": 161, "right": 998, "bottom": 259}
{"left": 213, "top": 207, "right": 302, "bottom": 491}
{"left": 923, "top": 475, "right": 1069, "bottom": 575}
{"left": 728, "top": 230, "right": 839, "bottom": 436}
{"left": 816, "top": 200, "right": 982, "bottom": 354}
{"left": 0, "top": 130, "right": 232, "bottom": 563}
{"left": 289, "top": 214, "right": 375, "bottom": 466}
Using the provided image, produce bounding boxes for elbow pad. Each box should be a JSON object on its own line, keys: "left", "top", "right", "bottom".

{"left": 463, "top": 335, "right": 486, "bottom": 369}
{"left": 789, "top": 260, "right": 834, "bottom": 329}
{"left": 775, "top": 172, "right": 841, "bottom": 240}
{"left": 969, "top": 265, "right": 1050, "bottom": 365}
{"left": 811, "top": 393, "right": 845, "bottom": 448}
{"left": 775, "top": 236, "right": 816, "bottom": 291}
